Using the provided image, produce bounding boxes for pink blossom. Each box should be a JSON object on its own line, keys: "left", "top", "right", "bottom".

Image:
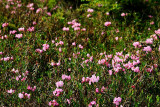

{"left": 82, "top": 77, "right": 85, "bottom": 83}
{"left": 150, "top": 34, "right": 157, "bottom": 40}
{"left": 62, "top": 74, "right": 71, "bottom": 80}
{"left": 6, "top": 4, "right": 10, "bottom": 9}
{"left": 59, "top": 41, "right": 64, "bottom": 45}
{"left": 106, "top": 12, "right": 109, "bottom": 15}
{"left": 15, "top": 34, "right": 23, "bottom": 39}
{"left": 101, "top": 86, "right": 105, "bottom": 93}
{"left": 35, "top": 49, "right": 43, "bottom": 53}
{"left": 104, "top": 22, "right": 111, "bottom": 27}
{"left": 25, "top": 93, "right": 31, "bottom": 99}
{"left": 36, "top": 8, "right": 42, "bottom": 13}
{"left": 7, "top": 89, "right": 15, "bottom": 94}
{"left": 133, "top": 42, "right": 140, "bottom": 48}
{"left": 48, "top": 100, "right": 59, "bottom": 106}
{"left": 74, "top": 27, "right": 80, "bottom": 31}
{"left": 159, "top": 45, "right": 160, "bottom": 51}
{"left": 155, "top": 29, "right": 160, "bottom": 34}
{"left": 143, "top": 46, "right": 152, "bottom": 52}
{"left": 2, "top": 23, "right": 9, "bottom": 27}
{"left": 88, "top": 101, "right": 97, "bottom": 107}
{"left": 79, "top": 44, "right": 83, "bottom": 49}
{"left": 150, "top": 21, "right": 154, "bottom": 25}
{"left": 10, "top": 30, "right": 17, "bottom": 34}
{"left": 33, "top": 21, "right": 37, "bottom": 25}
{"left": 89, "top": 74, "right": 99, "bottom": 85}
{"left": 72, "top": 42, "right": 76, "bottom": 46}
{"left": 67, "top": 99, "right": 71, "bottom": 104}
{"left": 42, "top": 44, "right": 49, "bottom": 51}
{"left": 121, "top": 13, "right": 126, "bottom": 16}
{"left": 113, "top": 97, "right": 122, "bottom": 106}
{"left": 53, "top": 88, "right": 63, "bottom": 96}
{"left": 62, "top": 27, "right": 69, "bottom": 31}
{"left": 56, "top": 81, "right": 64, "bottom": 88}
{"left": 87, "top": 8, "right": 94, "bottom": 13}
{"left": 18, "top": 27, "right": 25, "bottom": 32}
{"left": 87, "top": 14, "right": 91, "bottom": 17}
{"left": 27, "top": 27, "right": 34, "bottom": 32}
{"left": 145, "top": 38, "right": 153, "bottom": 44}
{"left": 132, "top": 67, "right": 140, "bottom": 72}
{"left": 115, "top": 37, "right": 118, "bottom": 41}
{"left": 27, "top": 3, "right": 33, "bottom": 8}
{"left": 81, "top": 28, "right": 86, "bottom": 31}
{"left": 96, "top": 88, "right": 99, "bottom": 93}
{"left": 108, "top": 70, "right": 112, "bottom": 75}
{"left": 18, "top": 93, "right": 24, "bottom": 99}
{"left": 47, "top": 12, "right": 52, "bottom": 16}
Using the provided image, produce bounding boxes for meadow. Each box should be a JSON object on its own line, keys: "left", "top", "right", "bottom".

{"left": 0, "top": 0, "right": 160, "bottom": 106}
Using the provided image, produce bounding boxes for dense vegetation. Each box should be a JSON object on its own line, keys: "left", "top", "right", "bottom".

{"left": 0, "top": 0, "right": 160, "bottom": 106}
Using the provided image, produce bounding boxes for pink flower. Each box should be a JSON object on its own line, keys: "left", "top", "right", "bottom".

{"left": 25, "top": 93, "right": 31, "bottom": 99}
{"left": 15, "top": 34, "right": 23, "bottom": 39}
{"left": 96, "top": 88, "right": 99, "bottom": 93}
{"left": 6, "top": 5, "right": 10, "bottom": 9}
{"left": 79, "top": 44, "right": 83, "bottom": 49}
{"left": 155, "top": 29, "right": 160, "bottom": 34}
{"left": 53, "top": 88, "right": 63, "bottom": 96}
{"left": 62, "top": 27, "right": 69, "bottom": 31}
{"left": 106, "top": 12, "right": 109, "bottom": 15}
{"left": 87, "top": 8, "right": 94, "bottom": 13}
{"left": 33, "top": 21, "right": 37, "bottom": 25}
{"left": 42, "top": 44, "right": 49, "bottom": 51}
{"left": 27, "top": 3, "right": 33, "bottom": 8}
{"left": 66, "top": 99, "right": 71, "bottom": 104}
{"left": 59, "top": 41, "right": 64, "bottom": 45}
{"left": 82, "top": 77, "right": 85, "bottom": 83}
{"left": 7, "top": 89, "right": 15, "bottom": 94}
{"left": 48, "top": 100, "right": 59, "bottom": 106}
{"left": 145, "top": 38, "right": 153, "bottom": 44}
{"left": 36, "top": 8, "right": 42, "bottom": 13}
{"left": 74, "top": 27, "right": 80, "bottom": 31}
{"left": 115, "top": 37, "right": 118, "bottom": 41}
{"left": 150, "top": 34, "right": 157, "bottom": 40}
{"left": 104, "top": 22, "right": 111, "bottom": 27}
{"left": 108, "top": 70, "right": 112, "bottom": 75}
{"left": 88, "top": 101, "right": 97, "bottom": 107}
{"left": 72, "top": 42, "right": 76, "bottom": 46}
{"left": 81, "top": 28, "right": 86, "bottom": 31}
{"left": 56, "top": 81, "right": 64, "bottom": 88}
{"left": 87, "top": 14, "right": 91, "bottom": 17}
{"left": 47, "top": 12, "right": 51, "bottom": 16}
{"left": 121, "top": 13, "right": 126, "bottom": 16}
{"left": 89, "top": 74, "right": 99, "bottom": 85}
{"left": 101, "top": 86, "right": 105, "bottom": 93}
{"left": 150, "top": 21, "right": 154, "bottom": 25}
{"left": 113, "top": 97, "right": 122, "bottom": 106}
{"left": 18, "top": 93, "right": 24, "bottom": 99}
{"left": 159, "top": 45, "right": 160, "bottom": 51}
{"left": 27, "top": 27, "right": 34, "bottom": 32}
{"left": 0, "top": 52, "right": 3, "bottom": 55}
{"left": 35, "top": 49, "right": 43, "bottom": 53}
{"left": 2, "top": 23, "right": 9, "bottom": 27}
{"left": 143, "top": 46, "right": 152, "bottom": 52}
{"left": 132, "top": 67, "right": 140, "bottom": 72}
{"left": 18, "top": 27, "right": 25, "bottom": 32}
{"left": 62, "top": 74, "right": 71, "bottom": 80}
{"left": 27, "top": 85, "right": 32, "bottom": 90}
{"left": 10, "top": 30, "right": 17, "bottom": 34}
{"left": 133, "top": 42, "right": 140, "bottom": 48}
